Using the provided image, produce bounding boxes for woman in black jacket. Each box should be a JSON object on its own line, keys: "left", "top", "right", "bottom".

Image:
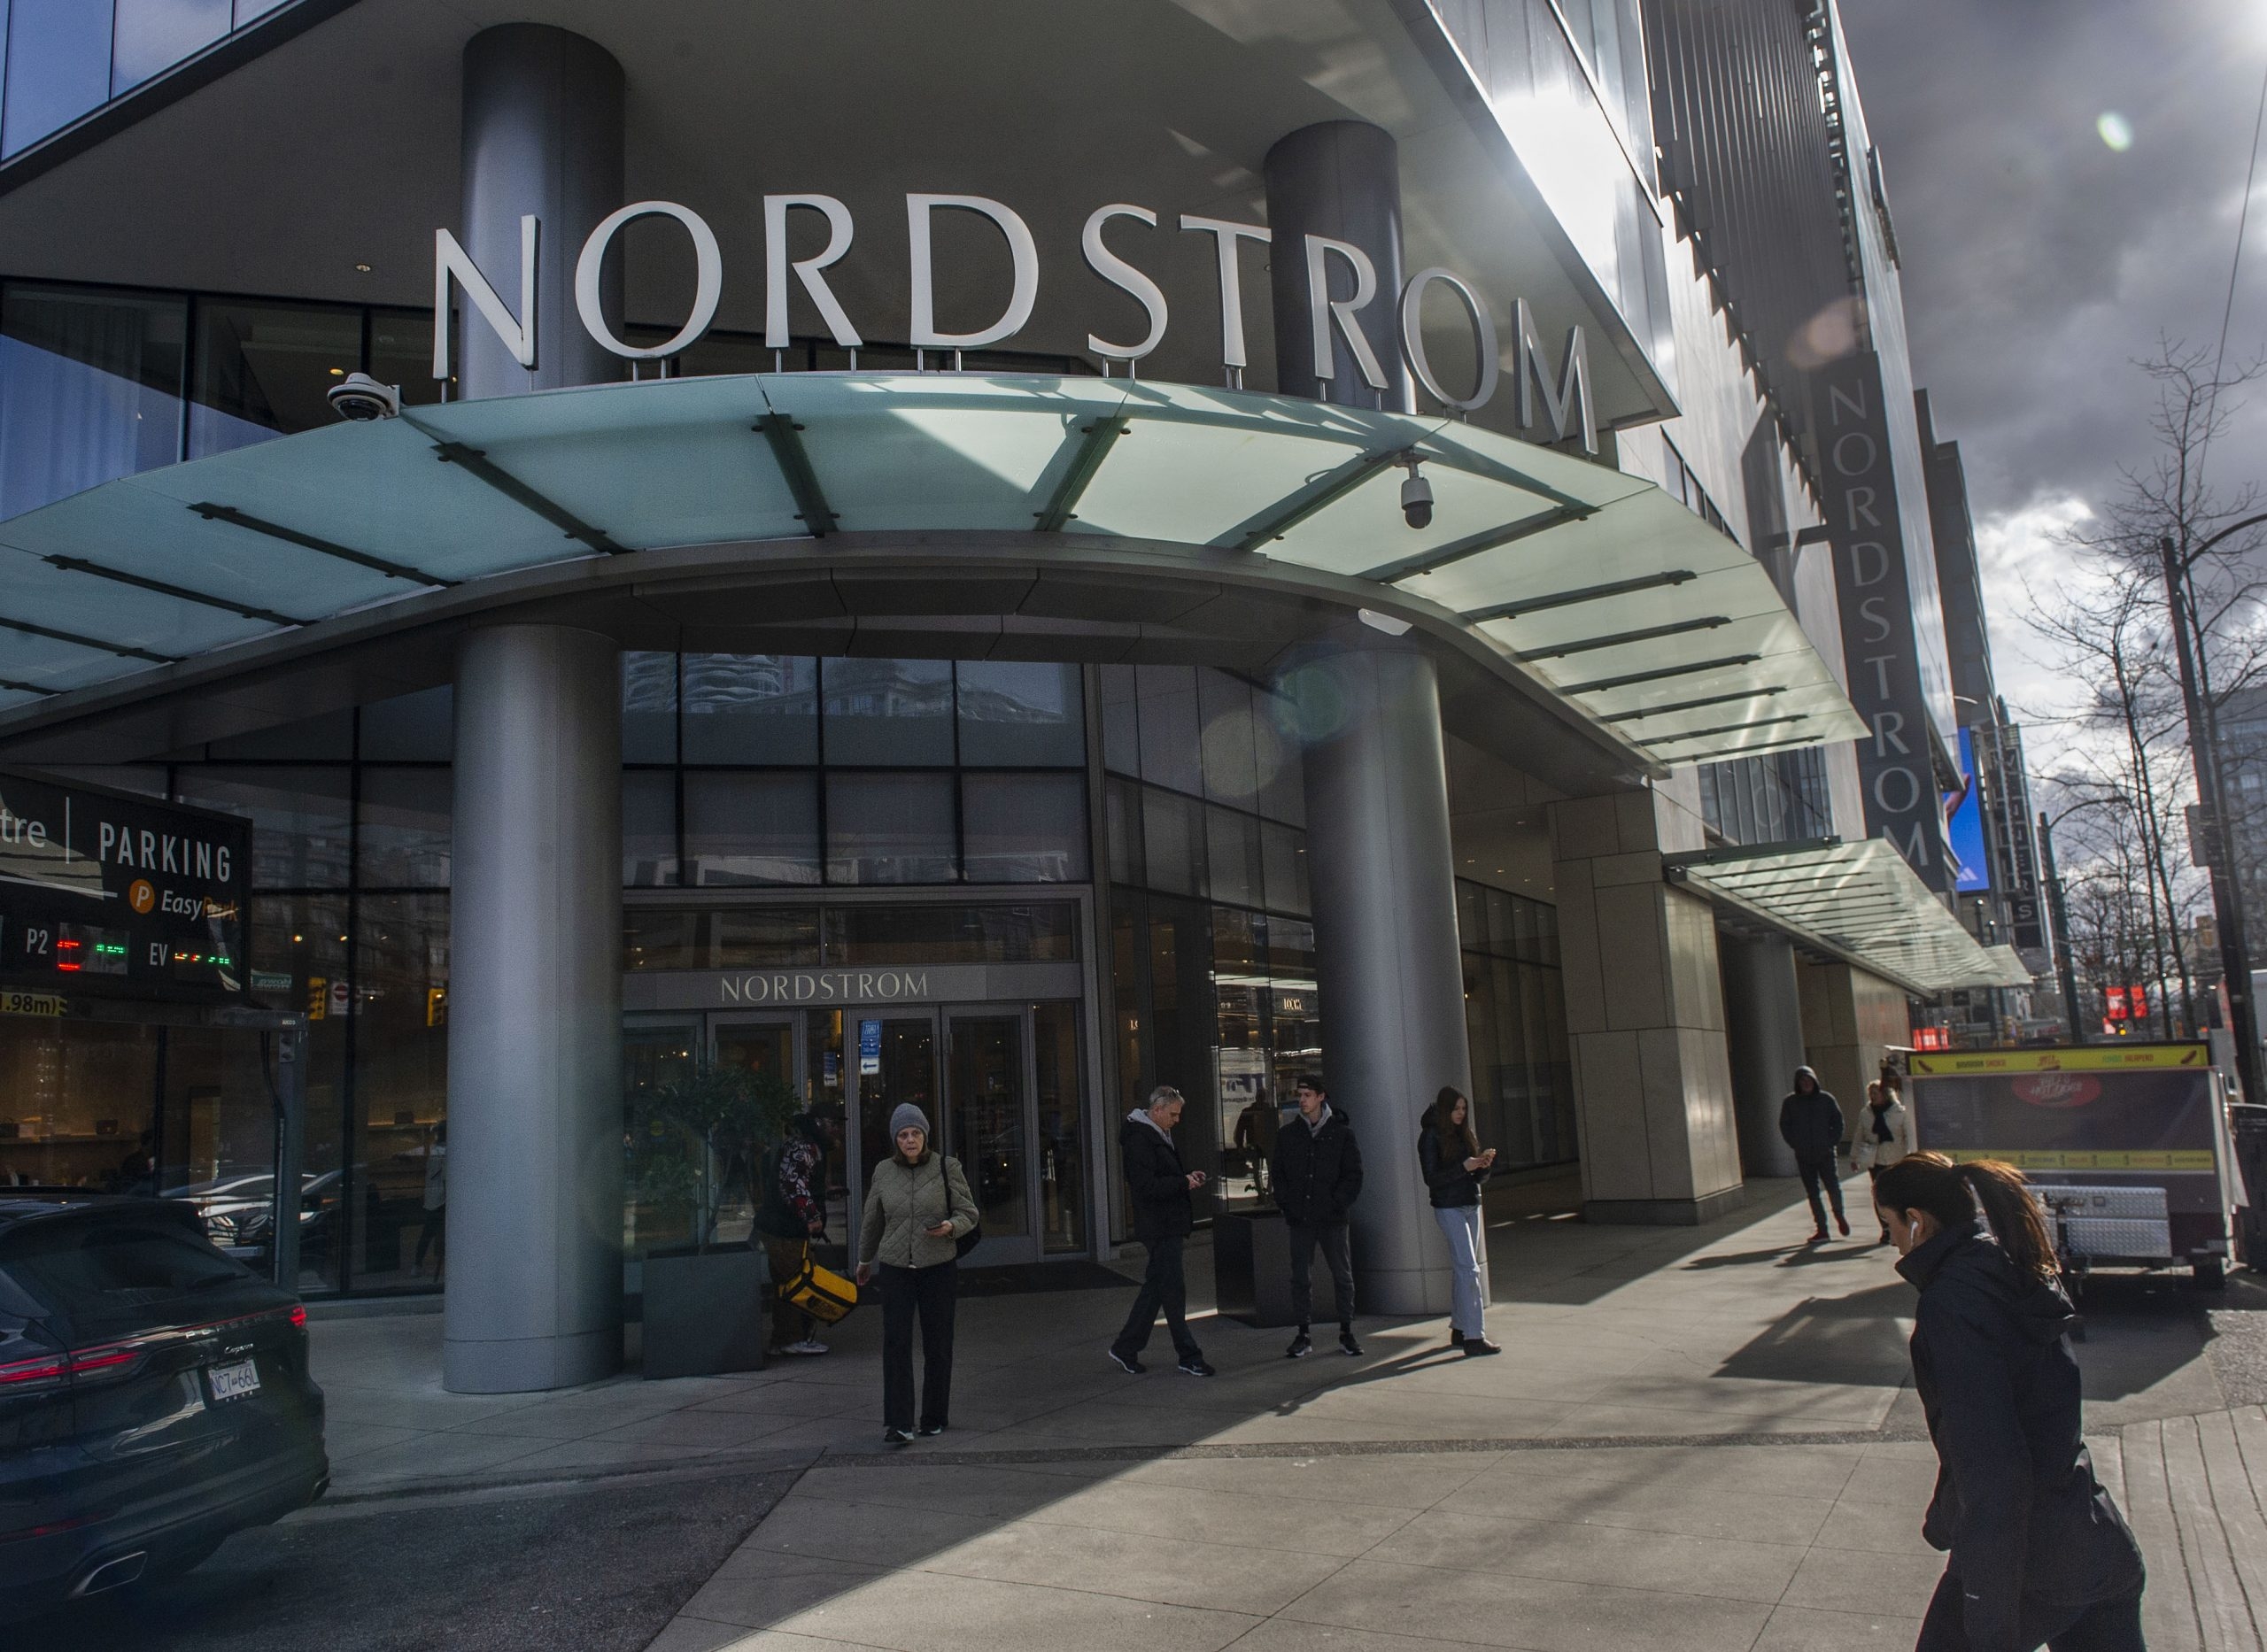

{"left": 1873, "top": 1151, "right": 2144, "bottom": 1651}
{"left": 1418, "top": 1087, "right": 1499, "bottom": 1356}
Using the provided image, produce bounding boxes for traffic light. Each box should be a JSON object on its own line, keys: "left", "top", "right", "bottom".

{"left": 425, "top": 986, "right": 447, "bottom": 1027}
{"left": 306, "top": 975, "right": 327, "bottom": 1020}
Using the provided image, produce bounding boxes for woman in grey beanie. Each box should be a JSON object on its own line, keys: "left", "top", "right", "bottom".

{"left": 855, "top": 1102, "right": 978, "bottom": 1446}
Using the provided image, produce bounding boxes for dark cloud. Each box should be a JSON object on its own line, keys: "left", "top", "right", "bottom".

{"left": 1838, "top": 0, "right": 2267, "bottom": 520}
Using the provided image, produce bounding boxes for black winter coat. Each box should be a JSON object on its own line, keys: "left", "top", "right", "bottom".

{"left": 1418, "top": 1129, "right": 1490, "bottom": 1208}
{"left": 1119, "top": 1114, "right": 1195, "bottom": 1244}
{"left": 1898, "top": 1221, "right": 2143, "bottom": 1650}
{"left": 1777, "top": 1087, "right": 1845, "bottom": 1157}
{"left": 1270, "top": 1107, "right": 1364, "bottom": 1226}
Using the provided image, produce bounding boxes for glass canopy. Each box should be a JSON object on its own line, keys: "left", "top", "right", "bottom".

{"left": 1670, "top": 838, "right": 2029, "bottom": 997}
{"left": 0, "top": 372, "right": 1865, "bottom": 766}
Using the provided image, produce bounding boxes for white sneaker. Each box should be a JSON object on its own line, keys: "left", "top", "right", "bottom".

{"left": 780, "top": 1339, "right": 829, "bottom": 1356}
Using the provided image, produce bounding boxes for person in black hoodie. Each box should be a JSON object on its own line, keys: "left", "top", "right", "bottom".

{"left": 1107, "top": 1085, "right": 1214, "bottom": 1377}
{"left": 1875, "top": 1151, "right": 2145, "bottom": 1651}
{"left": 1779, "top": 1065, "right": 1851, "bottom": 1242}
{"left": 1268, "top": 1074, "right": 1365, "bottom": 1358}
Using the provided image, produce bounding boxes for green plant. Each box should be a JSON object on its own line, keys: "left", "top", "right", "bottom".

{"left": 630, "top": 1060, "right": 799, "bottom": 1253}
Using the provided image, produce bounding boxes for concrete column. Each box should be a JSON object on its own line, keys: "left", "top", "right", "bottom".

{"left": 1551, "top": 783, "right": 1744, "bottom": 1224}
{"left": 1721, "top": 934, "right": 1806, "bottom": 1178}
{"left": 1799, "top": 959, "right": 1913, "bottom": 1142}
{"left": 458, "top": 23, "right": 625, "bottom": 400}
{"left": 1297, "top": 647, "right": 1468, "bottom": 1315}
{"left": 444, "top": 625, "right": 623, "bottom": 1393}
{"left": 1264, "top": 120, "right": 1414, "bottom": 412}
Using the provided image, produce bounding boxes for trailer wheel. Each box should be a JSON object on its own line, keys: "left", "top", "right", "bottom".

{"left": 2193, "top": 1256, "right": 2228, "bottom": 1291}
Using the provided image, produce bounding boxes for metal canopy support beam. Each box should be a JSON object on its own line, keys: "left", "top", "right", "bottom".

{"left": 1600, "top": 684, "right": 1786, "bottom": 724}
{"left": 1505, "top": 615, "right": 1729, "bottom": 658}
{"left": 1033, "top": 413, "right": 1130, "bottom": 533}
{"left": 1459, "top": 567, "right": 1696, "bottom": 622}
{"left": 1559, "top": 652, "right": 1760, "bottom": 695}
{"left": 755, "top": 414, "right": 838, "bottom": 537}
{"left": 1639, "top": 713, "right": 1807, "bottom": 746}
{"left": 1663, "top": 838, "right": 1840, "bottom": 870}
{"left": 429, "top": 440, "right": 629, "bottom": 554}
{"left": 1223, "top": 445, "right": 1407, "bottom": 552}
{"left": 43, "top": 555, "right": 299, "bottom": 625}
{"left": 0, "top": 613, "right": 176, "bottom": 664}
{"left": 189, "top": 502, "right": 455, "bottom": 589}
{"left": 1358, "top": 501, "right": 1593, "bottom": 583}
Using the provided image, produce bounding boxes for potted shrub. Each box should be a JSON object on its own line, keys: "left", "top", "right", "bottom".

{"left": 631, "top": 1059, "right": 798, "bottom": 1379}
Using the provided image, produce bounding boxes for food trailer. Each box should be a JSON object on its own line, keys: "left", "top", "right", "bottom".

{"left": 1905, "top": 1043, "right": 2242, "bottom": 1292}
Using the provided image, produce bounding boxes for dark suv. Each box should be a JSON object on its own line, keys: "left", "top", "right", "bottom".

{"left": 0, "top": 1192, "right": 328, "bottom": 1618}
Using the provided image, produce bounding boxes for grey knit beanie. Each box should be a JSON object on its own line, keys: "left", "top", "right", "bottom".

{"left": 890, "top": 1103, "right": 931, "bottom": 1139}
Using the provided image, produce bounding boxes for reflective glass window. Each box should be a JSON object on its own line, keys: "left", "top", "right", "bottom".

{"left": 1099, "top": 664, "right": 1139, "bottom": 776}
{"left": 1140, "top": 787, "right": 1204, "bottom": 896}
{"left": 245, "top": 894, "right": 349, "bottom": 1289}
{"left": 821, "top": 658, "right": 954, "bottom": 765}
{"left": 1255, "top": 697, "right": 1304, "bottom": 826}
{"left": 189, "top": 298, "right": 362, "bottom": 457}
{"left": 174, "top": 768, "right": 352, "bottom": 889}
{"left": 956, "top": 661, "right": 1084, "bottom": 766}
{"left": 623, "top": 907, "right": 703, "bottom": 972}
{"left": 822, "top": 903, "right": 1078, "bottom": 965}
{"left": 711, "top": 907, "right": 823, "bottom": 968}
{"left": 358, "top": 768, "right": 452, "bottom": 888}
{"left": 348, "top": 894, "right": 449, "bottom": 1292}
{"left": 112, "top": 0, "right": 228, "bottom": 93}
{"left": 206, "top": 708, "right": 354, "bottom": 760}
{"left": 360, "top": 686, "right": 453, "bottom": 761}
{"left": 1262, "top": 822, "right": 1310, "bottom": 917}
{"left": 368, "top": 309, "right": 445, "bottom": 408}
{"left": 622, "top": 652, "right": 677, "bottom": 763}
{"left": 0, "top": 283, "right": 184, "bottom": 517}
{"left": 1103, "top": 776, "right": 1143, "bottom": 885}
{"left": 1198, "top": 671, "right": 1259, "bottom": 807}
{"left": 1205, "top": 806, "right": 1262, "bottom": 908}
{"left": 3, "top": 0, "right": 112, "bottom": 156}
{"left": 682, "top": 655, "right": 817, "bottom": 764}
{"left": 235, "top": 0, "right": 288, "bottom": 21}
{"left": 684, "top": 770, "right": 820, "bottom": 885}
{"left": 1033, "top": 1001, "right": 1087, "bottom": 1253}
{"left": 962, "top": 771, "right": 1087, "bottom": 884}
{"left": 1134, "top": 666, "right": 1202, "bottom": 796}
{"left": 824, "top": 771, "right": 956, "bottom": 883}
{"left": 623, "top": 770, "right": 677, "bottom": 887}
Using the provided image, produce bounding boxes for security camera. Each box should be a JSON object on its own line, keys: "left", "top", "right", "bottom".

{"left": 327, "top": 373, "right": 401, "bottom": 421}
{"left": 1400, "top": 462, "right": 1434, "bottom": 531}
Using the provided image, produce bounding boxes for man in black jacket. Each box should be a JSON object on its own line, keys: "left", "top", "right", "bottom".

{"left": 1778, "top": 1065, "right": 1850, "bottom": 1242}
{"left": 1108, "top": 1085, "right": 1214, "bottom": 1377}
{"left": 1268, "top": 1074, "right": 1365, "bottom": 1357}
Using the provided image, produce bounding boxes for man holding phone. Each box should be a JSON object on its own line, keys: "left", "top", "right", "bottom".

{"left": 1108, "top": 1085, "right": 1215, "bottom": 1377}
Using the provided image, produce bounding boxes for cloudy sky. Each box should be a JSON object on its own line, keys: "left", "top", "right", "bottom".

{"left": 1838, "top": 0, "right": 2267, "bottom": 768}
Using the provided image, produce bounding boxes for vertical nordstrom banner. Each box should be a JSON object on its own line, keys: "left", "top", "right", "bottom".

{"left": 1820, "top": 351, "right": 1954, "bottom": 892}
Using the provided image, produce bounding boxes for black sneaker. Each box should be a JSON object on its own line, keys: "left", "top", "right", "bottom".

{"left": 1339, "top": 1330, "right": 1364, "bottom": 1357}
{"left": 1462, "top": 1337, "right": 1502, "bottom": 1357}
{"left": 883, "top": 1426, "right": 914, "bottom": 1447}
{"left": 1108, "top": 1347, "right": 1145, "bottom": 1375}
{"left": 1450, "top": 1329, "right": 1466, "bottom": 1348}
{"left": 1177, "top": 1355, "right": 1217, "bottom": 1378}
{"left": 1285, "top": 1331, "right": 1312, "bottom": 1359}
{"left": 917, "top": 1422, "right": 947, "bottom": 1437}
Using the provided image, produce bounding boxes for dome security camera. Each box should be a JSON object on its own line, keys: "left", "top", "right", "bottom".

{"left": 1399, "top": 463, "right": 1434, "bottom": 531}
{"left": 327, "top": 373, "right": 402, "bottom": 421}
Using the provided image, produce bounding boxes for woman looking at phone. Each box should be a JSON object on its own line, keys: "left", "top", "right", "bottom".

{"left": 1420, "top": 1086, "right": 1499, "bottom": 1356}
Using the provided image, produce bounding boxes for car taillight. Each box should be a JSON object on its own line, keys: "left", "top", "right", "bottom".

{"left": 289, "top": 1305, "right": 306, "bottom": 1331}
{"left": 67, "top": 1344, "right": 146, "bottom": 1381}
{"left": 0, "top": 1352, "right": 66, "bottom": 1393}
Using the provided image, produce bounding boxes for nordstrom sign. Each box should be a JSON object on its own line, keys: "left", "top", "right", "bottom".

{"left": 433, "top": 193, "right": 1596, "bottom": 450}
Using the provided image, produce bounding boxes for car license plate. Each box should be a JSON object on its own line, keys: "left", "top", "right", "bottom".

{"left": 206, "top": 1358, "right": 261, "bottom": 1403}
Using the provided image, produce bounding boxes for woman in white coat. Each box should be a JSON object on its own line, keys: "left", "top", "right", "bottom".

{"left": 1848, "top": 1078, "right": 1915, "bottom": 1245}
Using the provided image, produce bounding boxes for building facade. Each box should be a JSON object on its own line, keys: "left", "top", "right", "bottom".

{"left": 0, "top": 0, "right": 2018, "bottom": 1391}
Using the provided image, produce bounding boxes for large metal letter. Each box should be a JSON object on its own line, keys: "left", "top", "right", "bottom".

{"left": 1178, "top": 215, "right": 1271, "bottom": 372}
{"left": 575, "top": 202, "right": 723, "bottom": 359}
{"left": 435, "top": 217, "right": 538, "bottom": 378}
{"left": 1304, "top": 234, "right": 1389, "bottom": 390}
{"left": 1081, "top": 205, "right": 1169, "bottom": 362}
{"left": 763, "top": 194, "right": 861, "bottom": 349}
{"left": 1398, "top": 267, "right": 1497, "bottom": 413}
{"left": 1513, "top": 298, "right": 1596, "bottom": 452}
{"left": 907, "top": 194, "right": 1039, "bottom": 351}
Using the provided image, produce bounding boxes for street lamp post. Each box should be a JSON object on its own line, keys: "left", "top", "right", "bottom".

{"left": 2037, "top": 807, "right": 2089, "bottom": 1045}
{"left": 2159, "top": 522, "right": 2267, "bottom": 1104}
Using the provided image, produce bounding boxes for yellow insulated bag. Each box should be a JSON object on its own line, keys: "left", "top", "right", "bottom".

{"left": 778, "top": 1247, "right": 859, "bottom": 1324}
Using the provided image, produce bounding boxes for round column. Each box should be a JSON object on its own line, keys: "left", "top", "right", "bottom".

{"left": 444, "top": 624, "right": 623, "bottom": 1393}
{"left": 1294, "top": 646, "right": 1468, "bottom": 1315}
{"left": 1722, "top": 933, "right": 1807, "bottom": 1178}
{"left": 1263, "top": 120, "right": 1413, "bottom": 412}
{"left": 458, "top": 23, "right": 625, "bottom": 400}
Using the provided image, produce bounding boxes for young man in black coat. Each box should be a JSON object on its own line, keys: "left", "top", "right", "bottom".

{"left": 1779, "top": 1065, "right": 1850, "bottom": 1242}
{"left": 1108, "top": 1085, "right": 1214, "bottom": 1377}
{"left": 1267, "top": 1074, "right": 1365, "bottom": 1357}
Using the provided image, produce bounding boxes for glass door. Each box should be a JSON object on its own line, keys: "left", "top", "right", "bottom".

{"left": 711, "top": 1015, "right": 797, "bottom": 1249}
{"left": 846, "top": 1012, "right": 940, "bottom": 1250}
{"left": 945, "top": 1011, "right": 1036, "bottom": 1266}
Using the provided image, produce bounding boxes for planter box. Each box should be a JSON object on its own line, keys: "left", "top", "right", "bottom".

{"left": 641, "top": 1245, "right": 768, "bottom": 1379}
{"left": 1213, "top": 1209, "right": 1340, "bottom": 1328}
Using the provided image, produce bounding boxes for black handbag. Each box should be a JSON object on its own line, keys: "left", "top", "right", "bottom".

{"left": 935, "top": 1155, "right": 981, "bottom": 1259}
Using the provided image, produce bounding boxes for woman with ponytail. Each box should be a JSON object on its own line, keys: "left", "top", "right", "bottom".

{"left": 1874, "top": 1152, "right": 2145, "bottom": 1650}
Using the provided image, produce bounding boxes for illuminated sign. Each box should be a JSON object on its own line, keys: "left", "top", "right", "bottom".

{"left": 0, "top": 768, "right": 248, "bottom": 1002}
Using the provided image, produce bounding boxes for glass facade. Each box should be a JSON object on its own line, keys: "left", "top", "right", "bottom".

{"left": 2, "top": 0, "right": 299, "bottom": 158}
{"left": 1456, "top": 879, "right": 1576, "bottom": 1170}
{"left": 1698, "top": 746, "right": 1833, "bottom": 845}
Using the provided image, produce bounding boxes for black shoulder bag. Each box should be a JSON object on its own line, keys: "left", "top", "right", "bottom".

{"left": 934, "top": 1154, "right": 982, "bottom": 1259}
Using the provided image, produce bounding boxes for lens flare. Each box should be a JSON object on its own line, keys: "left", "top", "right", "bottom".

{"left": 2097, "top": 112, "right": 2134, "bottom": 151}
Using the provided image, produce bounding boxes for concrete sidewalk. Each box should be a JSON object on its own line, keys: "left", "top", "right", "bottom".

{"left": 300, "top": 1173, "right": 2267, "bottom": 1650}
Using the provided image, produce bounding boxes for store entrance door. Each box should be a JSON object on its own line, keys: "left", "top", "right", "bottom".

{"left": 945, "top": 1010, "right": 1038, "bottom": 1266}
{"left": 846, "top": 1010, "right": 939, "bottom": 1255}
